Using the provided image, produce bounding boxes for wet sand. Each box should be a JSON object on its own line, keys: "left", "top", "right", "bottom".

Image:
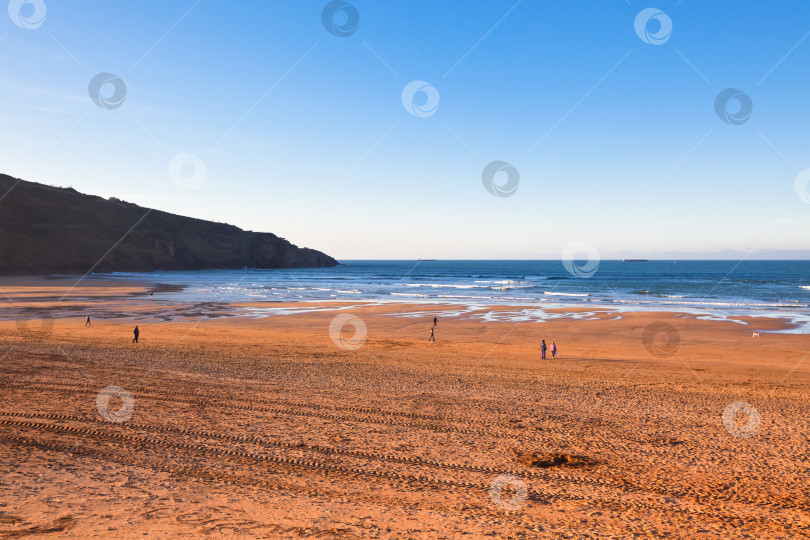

{"left": 0, "top": 278, "right": 808, "bottom": 538}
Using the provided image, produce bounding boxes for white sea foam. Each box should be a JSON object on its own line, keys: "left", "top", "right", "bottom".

{"left": 612, "top": 299, "right": 808, "bottom": 309}
{"left": 91, "top": 265, "right": 810, "bottom": 333}
{"left": 406, "top": 283, "right": 478, "bottom": 289}
{"left": 474, "top": 279, "right": 529, "bottom": 284}
{"left": 437, "top": 294, "right": 493, "bottom": 300}
{"left": 287, "top": 287, "right": 362, "bottom": 294}
{"left": 407, "top": 280, "right": 533, "bottom": 290}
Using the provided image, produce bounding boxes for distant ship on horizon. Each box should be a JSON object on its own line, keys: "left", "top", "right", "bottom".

{"left": 622, "top": 258, "right": 648, "bottom": 262}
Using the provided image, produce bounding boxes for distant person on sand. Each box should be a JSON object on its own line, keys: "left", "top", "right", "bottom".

{"left": 433, "top": 316, "right": 438, "bottom": 328}
{"left": 150, "top": 292, "right": 153, "bottom": 300}
{"left": 133, "top": 325, "right": 139, "bottom": 343}
{"left": 540, "top": 339, "right": 547, "bottom": 360}
{"left": 428, "top": 326, "right": 435, "bottom": 342}
{"left": 551, "top": 341, "right": 557, "bottom": 358}
{"left": 85, "top": 315, "right": 91, "bottom": 327}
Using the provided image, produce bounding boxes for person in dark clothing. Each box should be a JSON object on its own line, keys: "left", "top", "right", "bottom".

{"left": 540, "top": 339, "right": 547, "bottom": 360}
{"left": 133, "top": 325, "right": 139, "bottom": 343}
{"left": 428, "top": 327, "right": 435, "bottom": 342}
{"left": 85, "top": 315, "right": 91, "bottom": 327}
{"left": 433, "top": 316, "right": 438, "bottom": 328}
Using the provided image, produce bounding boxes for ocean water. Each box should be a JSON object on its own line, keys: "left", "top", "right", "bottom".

{"left": 99, "top": 260, "right": 810, "bottom": 331}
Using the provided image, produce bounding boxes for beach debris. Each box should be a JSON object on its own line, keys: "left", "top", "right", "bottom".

{"left": 512, "top": 449, "right": 599, "bottom": 469}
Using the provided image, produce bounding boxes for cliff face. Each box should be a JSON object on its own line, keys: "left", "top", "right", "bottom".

{"left": 0, "top": 174, "right": 338, "bottom": 275}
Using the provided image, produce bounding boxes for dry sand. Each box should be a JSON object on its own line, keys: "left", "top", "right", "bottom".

{"left": 0, "top": 278, "right": 808, "bottom": 538}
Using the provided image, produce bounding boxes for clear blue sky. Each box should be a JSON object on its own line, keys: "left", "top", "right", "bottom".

{"left": 2, "top": 0, "right": 809, "bottom": 259}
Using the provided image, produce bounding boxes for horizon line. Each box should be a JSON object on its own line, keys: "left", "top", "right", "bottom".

{"left": 334, "top": 258, "right": 810, "bottom": 262}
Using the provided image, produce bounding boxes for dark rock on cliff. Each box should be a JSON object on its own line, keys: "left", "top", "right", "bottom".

{"left": 0, "top": 174, "right": 338, "bottom": 275}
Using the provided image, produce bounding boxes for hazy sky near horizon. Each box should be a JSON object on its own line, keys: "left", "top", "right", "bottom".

{"left": 2, "top": 0, "right": 810, "bottom": 259}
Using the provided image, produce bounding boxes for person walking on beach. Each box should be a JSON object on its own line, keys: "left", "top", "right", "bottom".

{"left": 85, "top": 315, "right": 91, "bottom": 327}
{"left": 551, "top": 341, "right": 557, "bottom": 358}
{"left": 133, "top": 325, "right": 139, "bottom": 344}
{"left": 433, "top": 316, "right": 438, "bottom": 328}
{"left": 428, "top": 326, "right": 435, "bottom": 342}
{"left": 540, "top": 339, "right": 547, "bottom": 360}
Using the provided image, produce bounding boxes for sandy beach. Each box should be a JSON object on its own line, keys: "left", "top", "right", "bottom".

{"left": 7, "top": 0, "right": 810, "bottom": 536}
{"left": 1, "top": 277, "right": 809, "bottom": 538}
